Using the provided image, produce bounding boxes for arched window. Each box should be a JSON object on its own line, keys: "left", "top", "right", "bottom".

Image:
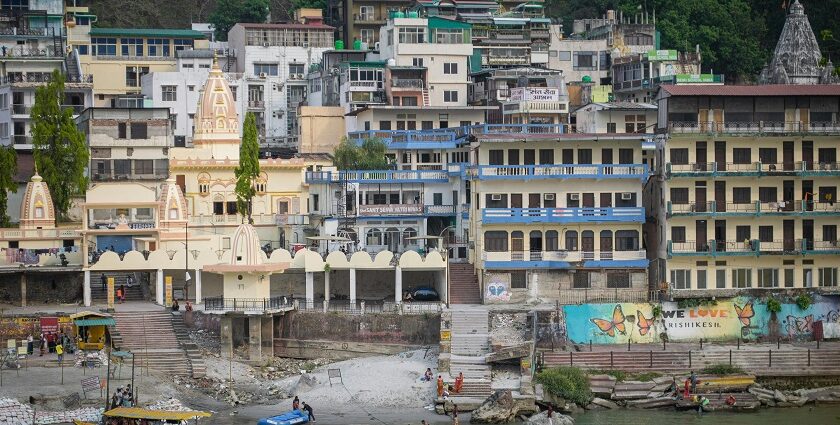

{"left": 511, "top": 231, "right": 524, "bottom": 251}
{"left": 581, "top": 230, "right": 595, "bottom": 252}
{"left": 366, "top": 228, "right": 382, "bottom": 245}
{"left": 565, "top": 231, "right": 578, "bottom": 251}
{"left": 600, "top": 230, "right": 613, "bottom": 252}
{"left": 403, "top": 227, "right": 418, "bottom": 246}
{"left": 529, "top": 230, "right": 543, "bottom": 251}
{"left": 484, "top": 231, "right": 508, "bottom": 252}
{"left": 545, "top": 230, "right": 559, "bottom": 251}
{"left": 384, "top": 227, "right": 400, "bottom": 247}
{"left": 616, "top": 230, "right": 640, "bottom": 251}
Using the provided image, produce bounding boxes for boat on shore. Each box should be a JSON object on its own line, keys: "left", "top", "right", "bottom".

{"left": 257, "top": 409, "right": 310, "bottom": 425}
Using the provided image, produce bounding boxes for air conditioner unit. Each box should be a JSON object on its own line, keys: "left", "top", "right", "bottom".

{"left": 569, "top": 193, "right": 580, "bottom": 201}
{"left": 621, "top": 192, "right": 633, "bottom": 200}
{"left": 297, "top": 73, "right": 305, "bottom": 80}
{"left": 543, "top": 193, "right": 555, "bottom": 201}
{"left": 259, "top": 72, "right": 268, "bottom": 78}
{"left": 491, "top": 194, "right": 502, "bottom": 201}
{"left": 262, "top": 42, "right": 270, "bottom": 47}
{"left": 302, "top": 42, "right": 309, "bottom": 48}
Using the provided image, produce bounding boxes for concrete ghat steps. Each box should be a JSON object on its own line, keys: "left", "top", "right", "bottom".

{"left": 449, "top": 264, "right": 481, "bottom": 304}
{"left": 111, "top": 311, "right": 192, "bottom": 376}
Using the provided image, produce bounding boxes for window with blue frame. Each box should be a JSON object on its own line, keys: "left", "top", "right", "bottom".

{"left": 91, "top": 38, "right": 117, "bottom": 56}
{"left": 121, "top": 38, "right": 143, "bottom": 56}
{"left": 77, "top": 45, "right": 89, "bottom": 55}
{"left": 75, "top": 16, "right": 91, "bottom": 26}
{"left": 253, "top": 63, "right": 279, "bottom": 76}
{"left": 174, "top": 39, "right": 193, "bottom": 52}
{"left": 147, "top": 39, "right": 170, "bottom": 57}
{"left": 1, "top": 0, "right": 29, "bottom": 10}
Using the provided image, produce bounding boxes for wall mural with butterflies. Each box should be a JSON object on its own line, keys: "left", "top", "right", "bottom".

{"left": 564, "top": 295, "right": 840, "bottom": 344}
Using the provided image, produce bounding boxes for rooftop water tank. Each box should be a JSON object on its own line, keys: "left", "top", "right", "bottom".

{"left": 394, "top": 11, "right": 405, "bottom": 18}
{"left": 407, "top": 11, "right": 419, "bottom": 18}
{"left": 335, "top": 40, "right": 344, "bottom": 50}
{"left": 353, "top": 39, "right": 362, "bottom": 50}
{"left": 582, "top": 75, "right": 592, "bottom": 83}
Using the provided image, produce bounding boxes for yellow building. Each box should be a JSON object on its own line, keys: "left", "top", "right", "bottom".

{"left": 654, "top": 85, "right": 840, "bottom": 294}
{"left": 67, "top": 23, "right": 208, "bottom": 106}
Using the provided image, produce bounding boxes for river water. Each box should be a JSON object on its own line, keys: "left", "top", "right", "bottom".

{"left": 573, "top": 406, "right": 840, "bottom": 425}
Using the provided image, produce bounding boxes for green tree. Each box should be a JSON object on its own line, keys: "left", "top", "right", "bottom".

{"left": 0, "top": 147, "right": 17, "bottom": 227}
{"left": 235, "top": 112, "right": 261, "bottom": 223}
{"left": 333, "top": 138, "right": 390, "bottom": 170}
{"left": 31, "top": 70, "right": 89, "bottom": 222}
{"left": 210, "top": 0, "right": 270, "bottom": 41}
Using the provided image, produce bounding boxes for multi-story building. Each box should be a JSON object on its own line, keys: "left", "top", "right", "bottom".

{"left": 572, "top": 10, "right": 655, "bottom": 57}
{"left": 226, "top": 19, "right": 334, "bottom": 149}
{"left": 0, "top": 0, "right": 93, "bottom": 149}
{"left": 611, "top": 49, "right": 706, "bottom": 103}
{"left": 467, "top": 123, "right": 650, "bottom": 304}
{"left": 65, "top": 9, "right": 208, "bottom": 107}
{"left": 547, "top": 34, "right": 610, "bottom": 85}
{"left": 76, "top": 107, "right": 172, "bottom": 187}
{"left": 652, "top": 85, "right": 840, "bottom": 296}
{"left": 470, "top": 67, "right": 568, "bottom": 124}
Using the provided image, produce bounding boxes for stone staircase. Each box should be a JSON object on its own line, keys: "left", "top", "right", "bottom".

{"left": 171, "top": 313, "right": 206, "bottom": 378}
{"left": 449, "top": 263, "right": 481, "bottom": 304}
{"left": 90, "top": 272, "right": 145, "bottom": 302}
{"left": 447, "top": 307, "right": 492, "bottom": 403}
{"left": 111, "top": 311, "right": 196, "bottom": 377}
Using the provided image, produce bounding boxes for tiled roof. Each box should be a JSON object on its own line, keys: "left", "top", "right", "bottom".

{"left": 89, "top": 28, "right": 207, "bottom": 39}
{"left": 660, "top": 84, "right": 840, "bottom": 96}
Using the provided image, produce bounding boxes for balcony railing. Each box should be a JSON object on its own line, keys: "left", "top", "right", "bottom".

{"left": 0, "top": 73, "right": 93, "bottom": 85}
{"left": 0, "top": 46, "right": 63, "bottom": 58}
{"left": 669, "top": 200, "right": 840, "bottom": 216}
{"left": 391, "top": 79, "right": 424, "bottom": 89}
{"left": 89, "top": 220, "right": 156, "bottom": 230}
{"left": 353, "top": 13, "right": 384, "bottom": 23}
{"left": 305, "top": 170, "right": 448, "bottom": 184}
{"left": 92, "top": 170, "right": 169, "bottom": 181}
{"left": 557, "top": 289, "right": 656, "bottom": 305}
{"left": 247, "top": 100, "right": 265, "bottom": 108}
{"left": 203, "top": 297, "right": 292, "bottom": 312}
{"left": 11, "top": 104, "right": 30, "bottom": 115}
{"left": 12, "top": 135, "right": 31, "bottom": 145}
{"left": 669, "top": 121, "right": 840, "bottom": 135}
{"left": 0, "top": 228, "right": 77, "bottom": 240}
{"left": 668, "top": 239, "right": 806, "bottom": 257}
{"left": 190, "top": 213, "right": 280, "bottom": 225}
{"left": 347, "top": 124, "right": 570, "bottom": 147}
{"left": 667, "top": 161, "right": 840, "bottom": 176}
{"left": 470, "top": 164, "right": 649, "bottom": 180}
{"left": 482, "top": 207, "right": 645, "bottom": 224}
{"left": 483, "top": 249, "right": 647, "bottom": 267}
{"left": 425, "top": 204, "right": 456, "bottom": 215}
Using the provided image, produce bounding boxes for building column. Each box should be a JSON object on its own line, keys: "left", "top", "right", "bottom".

{"left": 349, "top": 268, "right": 357, "bottom": 306}
{"left": 248, "top": 315, "right": 262, "bottom": 361}
{"left": 83, "top": 270, "right": 91, "bottom": 307}
{"left": 194, "top": 269, "right": 202, "bottom": 304}
{"left": 261, "top": 316, "right": 273, "bottom": 358}
{"left": 19, "top": 273, "right": 27, "bottom": 307}
{"left": 324, "top": 270, "right": 331, "bottom": 310}
{"left": 220, "top": 315, "right": 233, "bottom": 358}
{"left": 305, "top": 272, "right": 314, "bottom": 303}
{"left": 156, "top": 269, "right": 164, "bottom": 306}
{"left": 395, "top": 266, "right": 403, "bottom": 304}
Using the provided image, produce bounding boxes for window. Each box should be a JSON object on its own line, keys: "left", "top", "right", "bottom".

{"left": 759, "top": 148, "right": 777, "bottom": 165}
{"left": 820, "top": 268, "right": 838, "bottom": 287}
{"left": 484, "top": 231, "right": 508, "bottom": 252}
{"left": 489, "top": 150, "right": 504, "bottom": 165}
{"left": 670, "top": 188, "right": 689, "bottom": 204}
{"left": 670, "top": 148, "right": 689, "bottom": 165}
{"left": 545, "top": 230, "right": 558, "bottom": 251}
{"left": 507, "top": 149, "right": 520, "bottom": 165}
{"left": 379, "top": 121, "right": 391, "bottom": 130}
{"left": 539, "top": 149, "right": 554, "bottom": 164}
{"left": 607, "top": 123, "right": 617, "bottom": 133}
{"left": 557, "top": 51, "right": 571, "bottom": 61}
{"left": 288, "top": 63, "right": 305, "bottom": 75}
{"left": 161, "top": 85, "right": 177, "bottom": 102}
{"left": 147, "top": 38, "right": 170, "bottom": 57}
{"left": 733, "top": 148, "right": 751, "bottom": 164}
{"left": 433, "top": 193, "right": 443, "bottom": 205}
{"left": 511, "top": 271, "right": 527, "bottom": 289}
{"left": 573, "top": 271, "right": 590, "bottom": 288}
{"left": 758, "top": 226, "right": 774, "bottom": 243}
{"left": 254, "top": 63, "right": 279, "bottom": 76}
{"left": 565, "top": 230, "right": 578, "bottom": 251}
{"left": 125, "top": 66, "right": 149, "bottom": 87}
{"left": 226, "top": 201, "right": 238, "bottom": 215}
{"left": 174, "top": 39, "right": 193, "bottom": 52}
{"left": 735, "top": 226, "right": 751, "bottom": 242}
{"left": 398, "top": 27, "right": 426, "bottom": 44}
{"left": 824, "top": 225, "right": 838, "bottom": 242}
{"left": 412, "top": 57, "right": 424, "bottom": 67}
{"left": 435, "top": 28, "right": 463, "bottom": 44}
{"left": 615, "top": 230, "right": 639, "bottom": 251}
{"left": 671, "top": 269, "right": 691, "bottom": 289}
{"left": 732, "top": 269, "right": 752, "bottom": 288}
{"left": 578, "top": 149, "right": 592, "bottom": 164}
{"left": 697, "top": 270, "right": 707, "bottom": 289}
{"left": 114, "top": 159, "right": 130, "bottom": 175}
{"left": 120, "top": 38, "right": 143, "bottom": 56}
{"left": 360, "top": 29, "right": 375, "bottom": 44}
{"left": 672, "top": 227, "right": 686, "bottom": 243}
{"left": 118, "top": 123, "right": 127, "bottom": 139}
{"left": 785, "top": 269, "right": 795, "bottom": 288}
{"left": 359, "top": 5, "right": 374, "bottom": 20}
{"left": 77, "top": 45, "right": 89, "bottom": 55}
{"left": 759, "top": 187, "right": 777, "bottom": 202}
{"left": 573, "top": 51, "right": 596, "bottom": 70}
{"left": 624, "top": 114, "right": 646, "bottom": 133}
{"left": 130, "top": 123, "right": 147, "bottom": 139}
{"left": 733, "top": 187, "right": 751, "bottom": 203}
{"left": 758, "top": 268, "right": 779, "bottom": 288}
{"left": 444, "top": 90, "right": 458, "bottom": 102}
{"left": 213, "top": 201, "right": 224, "bottom": 215}
{"left": 443, "top": 63, "right": 458, "bottom": 74}
{"left": 91, "top": 37, "right": 117, "bottom": 56}
{"left": 134, "top": 159, "right": 154, "bottom": 174}
{"left": 607, "top": 272, "right": 630, "bottom": 288}
{"left": 619, "top": 149, "right": 634, "bottom": 164}
{"left": 188, "top": 85, "right": 195, "bottom": 92}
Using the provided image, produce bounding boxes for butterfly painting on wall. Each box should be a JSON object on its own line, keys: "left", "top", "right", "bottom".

{"left": 591, "top": 305, "right": 627, "bottom": 337}
{"left": 637, "top": 310, "right": 654, "bottom": 336}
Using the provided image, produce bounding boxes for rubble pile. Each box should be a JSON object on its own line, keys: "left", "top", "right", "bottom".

{"left": 73, "top": 350, "right": 108, "bottom": 368}
{"left": 146, "top": 398, "right": 192, "bottom": 411}
{"left": 173, "top": 375, "right": 256, "bottom": 406}
{"left": 258, "top": 357, "right": 332, "bottom": 380}
{"left": 490, "top": 313, "right": 528, "bottom": 347}
{"left": 189, "top": 330, "right": 221, "bottom": 355}
{"left": 0, "top": 398, "right": 102, "bottom": 425}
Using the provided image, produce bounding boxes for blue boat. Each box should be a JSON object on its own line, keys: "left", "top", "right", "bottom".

{"left": 257, "top": 410, "right": 310, "bottom": 425}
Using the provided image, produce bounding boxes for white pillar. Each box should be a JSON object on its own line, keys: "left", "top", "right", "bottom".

{"left": 83, "top": 270, "right": 91, "bottom": 307}
{"left": 194, "top": 269, "right": 202, "bottom": 304}
{"left": 305, "top": 272, "right": 314, "bottom": 303}
{"left": 395, "top": 266, "right": 403, "bottom": 303}
{"left": 156, "top": 269, "right": 164, "bottom": 306}
{"left": 324, "top": 270, "right": 330, "bottom": 302}
{"left": 349, "top": 268, "right": 357, "bottom": 305}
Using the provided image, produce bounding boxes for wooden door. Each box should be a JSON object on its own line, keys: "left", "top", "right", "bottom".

{"left": 695, "top": 220, "right": 707, "bottom": 252}
{"left": 695, "top": 182, "right": 707, "bottom": 213}
{"left": 714, "top": 181, "right": 726, "bottom": 212}
{"left": 802, "top": 141, "right": 813, "bottom": 170}
{"left": 783, "top": 141, "right": 794, "bottom": 171}
{"left": 696, "top": 142, "right": 707, "bottom": 171}
{"left": 582, "top": 193, "right": 595, "bottom": 208}
{"left": 715, "top": 141, "right": 726, "bottom": 171}
{"left": 784, "top": 220, "right": 795, "bottom": 252}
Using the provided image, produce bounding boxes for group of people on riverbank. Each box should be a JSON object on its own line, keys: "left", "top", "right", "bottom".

{"left": 110, "top": 384, "right": 135, "bottom": 409}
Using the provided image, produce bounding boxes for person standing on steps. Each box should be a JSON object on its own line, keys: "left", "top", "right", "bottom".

{"left": 454, "top": 372, "right": 464, "bottom": 394}
{"left": 100, "top": 273, "right": 107, "bottom": 291}
{"left": 690, "top": 371, "right": 698, "bottom": 394}
{"left": 437, "top": 375, "right": 444, "bottom": 397}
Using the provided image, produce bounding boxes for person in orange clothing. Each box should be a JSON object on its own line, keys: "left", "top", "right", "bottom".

{"left": 437, "top": 375, "right": 444, "bottom": 397}
{"left": 454, "top": 372, "right": 464, "bottom": 394}
{"left": 683, "top": 378, "right": 690, "bottom": 399}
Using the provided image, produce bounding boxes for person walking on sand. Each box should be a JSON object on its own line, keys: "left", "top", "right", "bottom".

{"left": 437, "top": 375, "right": 444, "bottom": 397}
{"left": 302, "top": 402, "right": 315, "bottom": 422}
{"left": 454, "top": 372, "right": 464, "bottom": 394}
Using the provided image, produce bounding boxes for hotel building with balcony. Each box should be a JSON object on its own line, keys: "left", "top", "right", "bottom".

{"left": 651, "top": 84, "right": 840, "bottom": 297}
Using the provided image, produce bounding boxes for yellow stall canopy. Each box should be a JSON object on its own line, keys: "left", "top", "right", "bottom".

{"left": 72, "top": 311, "right": 114, "bottom": 350}
{"left": 70, "top": 311, "right": 113, "bottom": 321}
{"left": 103, "top": 407, "right": 212, "bottom": 420}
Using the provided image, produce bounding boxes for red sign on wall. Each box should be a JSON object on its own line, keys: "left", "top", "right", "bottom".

{"left": 40, "top": 317, "right": 59, "bottom": 334}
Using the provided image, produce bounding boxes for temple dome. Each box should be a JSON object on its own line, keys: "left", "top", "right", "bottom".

{"left": 204, "top": 223, "right": 288, "bottom": 273}
{"left": 193, "top": 57, "right": 241, "bottom": 149}
{"left": 157, "top": 177, "right": 189, "bottom": 227}
{"left": 19, "top": 172, "right": 55, "bottom": 229}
